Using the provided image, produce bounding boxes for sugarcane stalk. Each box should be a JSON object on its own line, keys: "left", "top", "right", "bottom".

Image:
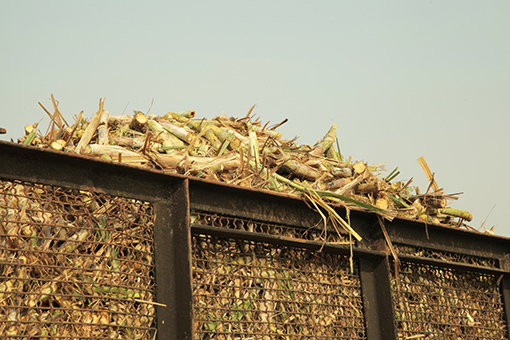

{"left": 247, "top": 124, "right": 260, "bottom": 169}
{"left": 153, "top": 153, "right": 240, "bottom": 173}
{"left": 385, "top": 167, "right": 400, "bottom": 182}
{"left": 278, "top": 159, "right": 322, "bottom": 181}
{"left": 250, "top": 125, "right": 282, "bottom": 139}
{"left": 188, "top": 120, "right": 222, "bottom": 150}
{"left": 325, "top": 178, "right": 349, "bottom": 190}
{"left": 208, "top": 125, "right": 241, "bottom": 150}
{"left": 325, "top": 146, "right": 339, "bottom": 161}
{"left": 83, "top": 144, "right": 143, "bottom": 158}
{"left": 154, "top": 117, "right": 193, "bottom": 143}
{"left": 129, "top": 111, "right": 148, "bottom": 132}
{"left": 423, "top": 196, "right": 448, "bottom": 209}
{"left": 331, "top": 167, "right": 352, "bottom": 178}
{"left": 217, "top": 138, "right": 231, "bottom": 157}
{"left": 335, "top": 137, "right": 343, "bottom": 162}
{"left": 111, "top": 248, "right": 121, "bottom": 272}
{"left": 23, "top": 124, "right": 38, "bottom": 146}
{"left": 357, "top": 180, "right": 385, "bottom": 194}
{"left": 97, "top": 110, "right": 110, "bottom": 145}
{"left": 108, "top": 115, "right": 134, "bottom": 128}
{"left": 388, "top": 194, "right": 410, "bottom": 208}
{"left": 309, "top": 124, "right": 337, "bottom": 157}
{"left": 438, "top": 207, "right": 473, "bottom": 221}
{"left": 75, "top": 98, "right": 105, "bottom": 153}
{"left": 163, "top": 110, "right": 195, "bottom": 120}
{"left": 113, "top": 136, "right": 145, "bottom": 149}
{"left": 147, "top": 119, "right": 185, "bottom": 147}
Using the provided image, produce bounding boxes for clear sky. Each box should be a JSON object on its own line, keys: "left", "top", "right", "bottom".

{"left": 1, "top": 1, "right": 509, "bottom": 236}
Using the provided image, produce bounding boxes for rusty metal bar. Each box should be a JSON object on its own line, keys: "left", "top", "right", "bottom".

{"left": 359, "top": 256, "right": 397, "bottom": 340}
{"left": 500, "top": 256, "right": 510, "bottom": 339}
{"left": 383, "top": 217, "right": 510, "bottom": 260}
{"left": 396, "top": 253, "right": 509, "bottom": 276}
{"left": 189, "top": 177, "right": 324, "bottom": 229}
{"left": 191, "top": 223, "right": 387, "bottom": 260}
{"left": 502, "top": 277, "right": 510, "bottom": 339}
{"left": 0, "top": 141, "right": 183, "bottom": 202}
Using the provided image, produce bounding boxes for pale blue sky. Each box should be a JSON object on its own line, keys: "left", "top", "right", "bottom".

{"left": 1, "top": 1, "right": 509, "bottom": 235}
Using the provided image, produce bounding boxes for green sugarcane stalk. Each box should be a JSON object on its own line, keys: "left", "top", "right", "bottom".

{"left": 188, "top": 120, "right": 222, "bottom": 150}
{"left": 247, "top": 124, "right": 260, "bottom": 169}
{"left": 438, "top": 207, "right": 473, "bottom": 221}
{"left": 388, "top": 194, "right": 410, "bottom": 208}
{"left": 209, "top": 125, "right": 241, "bottom": 149}
{"left": 310, "top": 124, "right": 338, "bottom": 157}
{"left": 23, "top": 127, "right": 37, "bottom": 146}
{"left": 217, "top": 138, "right": 231, "bottom": 157}
{"left": 166, "top": 110, "right": 195, "bottom": 119}
{"left": 385, "top": 167, "right": 400, "bottom": 182}
{"left": 157, "top": 119, "right": 192, "bottom": 143}
{"left": 147, "top": 119, "right": 185, "bottom": 147}
{"left": 336, "top": 137, "right": 343, "bottom": 162}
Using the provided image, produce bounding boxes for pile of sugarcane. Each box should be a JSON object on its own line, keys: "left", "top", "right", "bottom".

{"left": 16, "top": 95, "right": 476, "bottom": 239}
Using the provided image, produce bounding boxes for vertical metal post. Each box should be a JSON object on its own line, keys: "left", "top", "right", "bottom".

{"left": 154, "top": 179, "right": 193, "bottom": 340}
{"left": 500, "top": 256, "right": 510, "bottom": 338}
{"left": 359, "top": 256, "right": 397, "bottom": 340}
{"left": 500, "top": 277, "right": 510, "bottom": 339}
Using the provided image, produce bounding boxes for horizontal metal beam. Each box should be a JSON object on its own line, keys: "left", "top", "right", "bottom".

{"left": 191, "top": 223, "right": 386, "bottom": 259}
{"left": 396, "top": 253, "right": 508, "bottom": 276}
{"left": 384, "top": 217, "right": 510, "bottom": 260}
{"left": 189, "top": 177, "right": 325, "bottom": 229}
{"left": 0, "top": 141, "right": 184, "bottom": 202}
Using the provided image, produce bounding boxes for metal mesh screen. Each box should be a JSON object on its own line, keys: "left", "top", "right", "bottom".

{"left": 391, "top": 261, "right": 507, "bottom": 339}
{"left": 192, "top": 210, "right": 347, "bottom": 243}
{"left": 0, "top": 178, "right": 156, "bottom": 339}
{"left": 192, "top": 233, "right": 366, "bottom": 339}
{"left": 394, "top": 243, "right": 499, "bottom": 268}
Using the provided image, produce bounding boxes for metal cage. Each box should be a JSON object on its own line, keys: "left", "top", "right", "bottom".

{"left": 1, "top": 141, "right": 510, "bottom": 339}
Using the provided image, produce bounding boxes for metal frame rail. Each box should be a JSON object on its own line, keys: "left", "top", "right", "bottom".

{"left": 1, "top": 141, "right": 509, "bottom": 339}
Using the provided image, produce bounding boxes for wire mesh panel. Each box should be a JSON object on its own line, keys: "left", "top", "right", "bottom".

{"left": 0, "top": 178, "right": 156, "bottom": 339}
{"left": 394, "top": 243, "right": 499, "bottom": 268}
{"left": 192, "top": 233, "right": 366, "bottom": 339}
{"left": 391, "top": 261, "right": 508, "bottom": 339}
{"left": 192, "top": 210, "right": 347, "bottom": 243}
